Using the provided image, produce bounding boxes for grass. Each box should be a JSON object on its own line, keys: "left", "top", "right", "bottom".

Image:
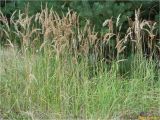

{"left": 0, "top": 7, "right": 160, "bottom": 119}
{"left": 0, "top": 47, "right": 159, "bottom": 119}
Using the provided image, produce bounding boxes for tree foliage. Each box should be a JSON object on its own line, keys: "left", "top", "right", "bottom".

{"left": 1, "top": 0, "right": 159, "bottom": 30}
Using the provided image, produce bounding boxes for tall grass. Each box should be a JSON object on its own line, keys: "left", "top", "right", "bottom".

{"left": 0, "top": 6, "right": 160, "bottom": 119}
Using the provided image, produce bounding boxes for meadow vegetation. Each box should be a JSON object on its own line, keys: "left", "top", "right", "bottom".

{"left": 0, "top": 6, "right": 160, "bottom": 119}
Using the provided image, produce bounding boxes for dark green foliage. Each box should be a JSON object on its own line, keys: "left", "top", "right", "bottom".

{"left": 1, "top": 1, "right": 159, "bottom": 24}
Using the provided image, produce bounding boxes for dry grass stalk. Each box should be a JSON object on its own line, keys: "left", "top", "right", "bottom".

{"left": 134, "top": 9, "right": 142, "bottom": 53}
{"left": 0, "top": 7, "right": 159, "bottom": 63}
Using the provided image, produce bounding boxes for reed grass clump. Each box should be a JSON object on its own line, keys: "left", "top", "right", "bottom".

{"left": 0, "top": 7, "right": 159, "bottom": 119}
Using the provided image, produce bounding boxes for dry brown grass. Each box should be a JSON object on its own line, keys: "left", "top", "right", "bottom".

{"left": 0, "top": 7, "right": 159, "bottom": 62}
